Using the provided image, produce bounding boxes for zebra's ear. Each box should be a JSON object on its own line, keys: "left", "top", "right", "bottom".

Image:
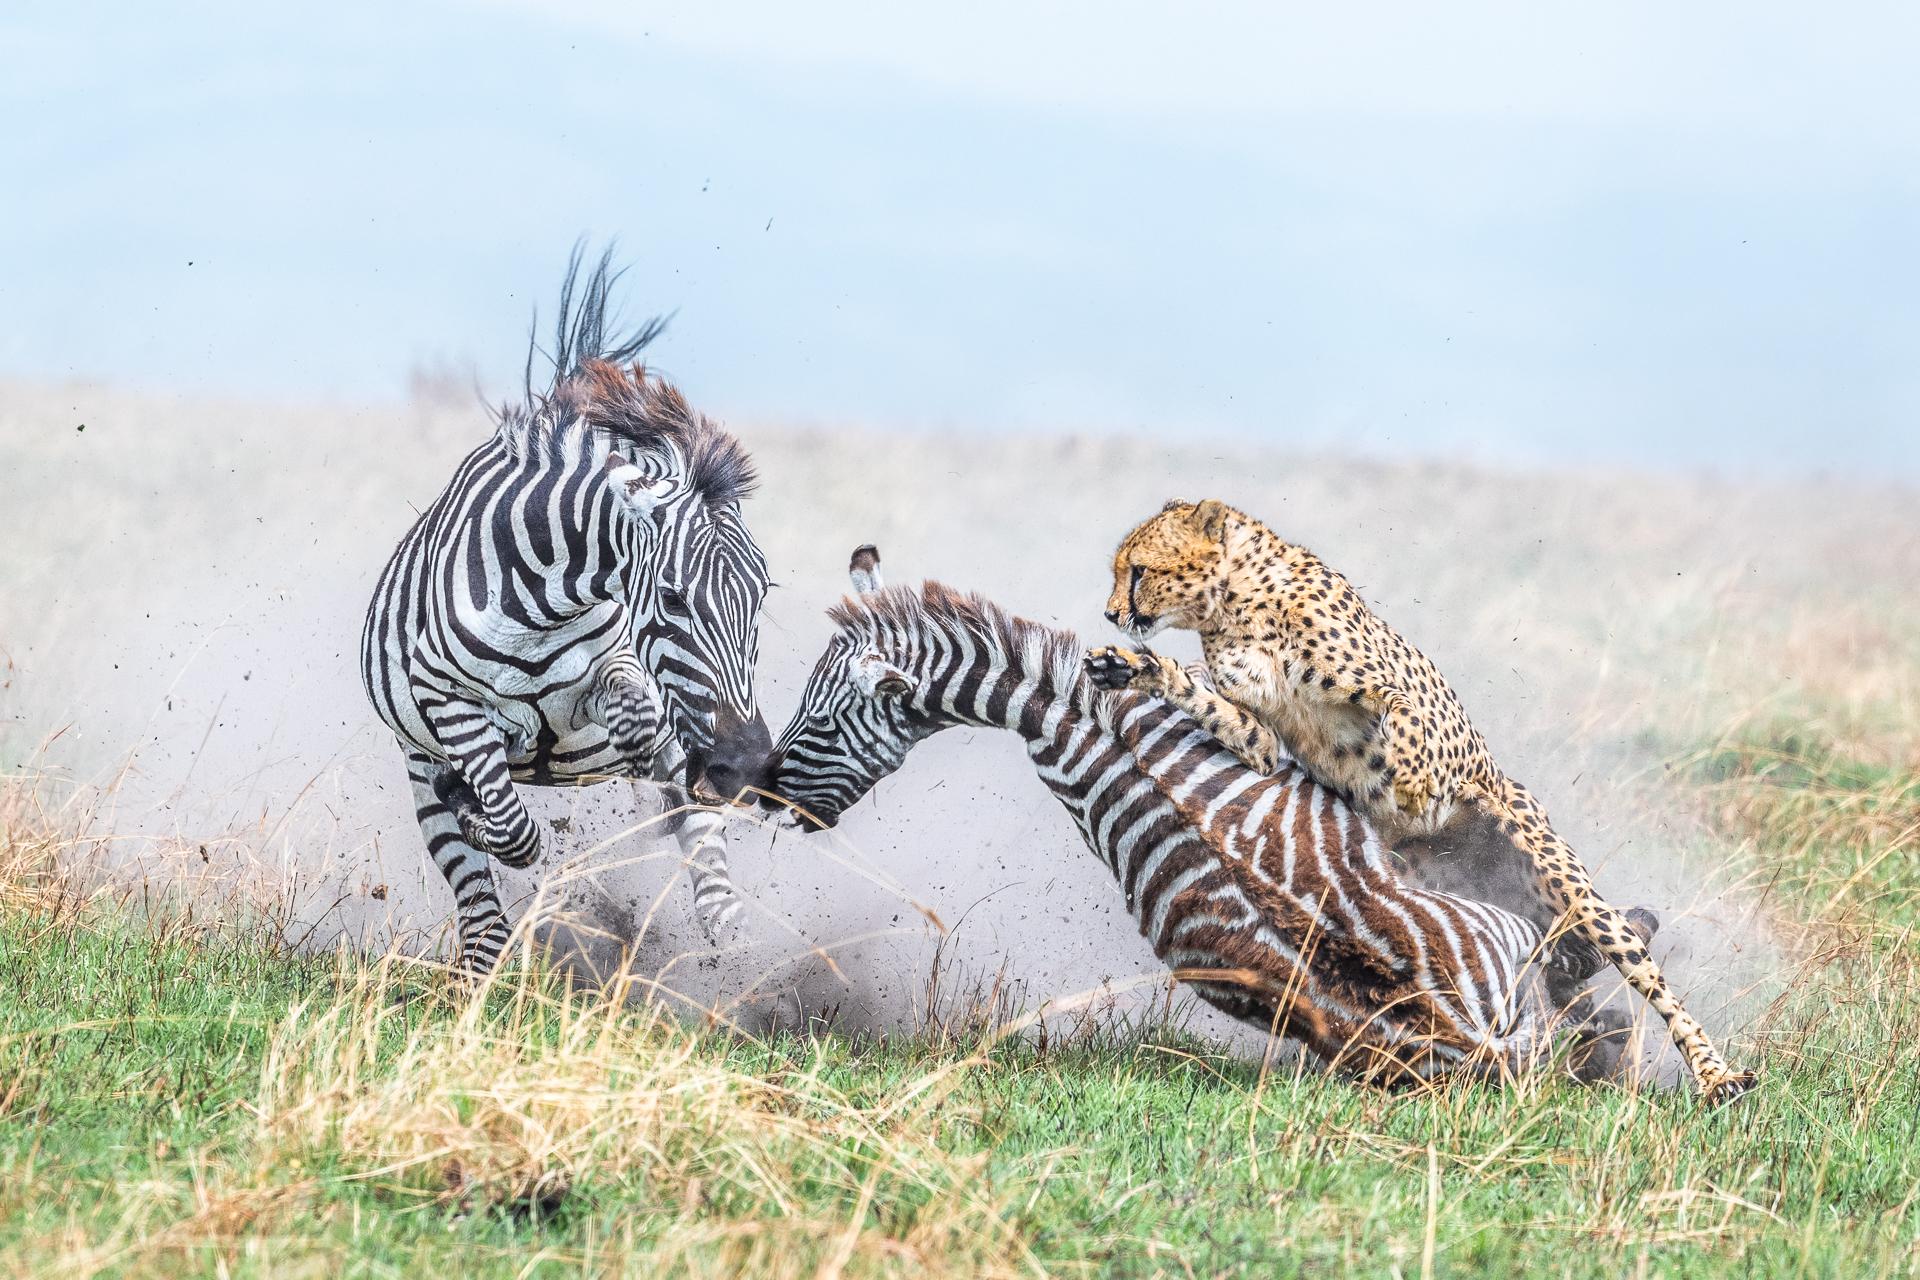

{"left": 852, "top": 652, "right": 914, "bottom": 700}
{"left": 848, "top": 544, "right": 883, "bottom": 595}
{"left": 604, "top": 452, "right": 680, "bottom": 520}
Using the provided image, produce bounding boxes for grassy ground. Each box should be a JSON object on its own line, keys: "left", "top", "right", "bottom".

{"left": 2, "top": 720, "right": 1917, "bottom": 1279}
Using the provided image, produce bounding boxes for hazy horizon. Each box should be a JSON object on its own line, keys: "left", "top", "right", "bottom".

{"left": 4, "top": 2, "right": 1916, "bottom": 478}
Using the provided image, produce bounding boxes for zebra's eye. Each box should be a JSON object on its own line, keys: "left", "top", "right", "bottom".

{"left": 659, "top": 585, "right": 690, "bottom": 614}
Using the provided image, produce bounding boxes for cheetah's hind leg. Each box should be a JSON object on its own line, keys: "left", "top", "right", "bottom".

{"left": 1543, "top": 905, "right": 1660, "bottom": 1007}
{"left": 1484, "top": 777, "right": 1758, "bottom": 1107}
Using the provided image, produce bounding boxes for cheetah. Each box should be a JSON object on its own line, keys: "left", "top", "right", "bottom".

{"left": 1083, "top": 498, "right": 1757, "bottom": 1106}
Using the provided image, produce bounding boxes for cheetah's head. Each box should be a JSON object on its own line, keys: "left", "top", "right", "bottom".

{"left": 1103, "top": 498, "right": 1235, "bottom": 641}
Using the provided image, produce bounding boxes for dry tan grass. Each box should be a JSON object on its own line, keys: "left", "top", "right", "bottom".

{"left": 0, "top": 768, "right": 303, "bottom": 956}
{"left": 246, "top": 958, "right": 1037, "bottom": 1277}
{"left": 0, "top": 776, "right": 90, "bottom": 922}
{"left": 0, "top": 778, "right": 1043, "bottom": 1277}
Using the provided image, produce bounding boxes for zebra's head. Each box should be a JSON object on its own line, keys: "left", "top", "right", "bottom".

{"left": 764, "top": 547, "right": 947, "bottom": 829}
{"left": 502, "top": 247, "right": 773, "bottom": 802}
{"left": 602, "top": 435, "right": 772, "bottom": 801}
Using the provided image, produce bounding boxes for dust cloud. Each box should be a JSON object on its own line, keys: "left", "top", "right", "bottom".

{"left": 5, "top": 378, "right": 1913, "bottom": 1076}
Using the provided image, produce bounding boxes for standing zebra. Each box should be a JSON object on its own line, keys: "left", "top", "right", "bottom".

{"left": 765, "top": 548, "right": 1645, "bottom": 1087}
{"left": 361, "top": 250, "right": 772, "bottom": 974}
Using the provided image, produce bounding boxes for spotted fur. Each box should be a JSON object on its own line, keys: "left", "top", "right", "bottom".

{"left": 1086, "top": 499, "right": 1755, "bottom": 1105}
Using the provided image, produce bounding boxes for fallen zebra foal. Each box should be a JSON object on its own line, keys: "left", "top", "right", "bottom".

{"left": 764, "top": 547, "right": 1649, "bottom": 1089}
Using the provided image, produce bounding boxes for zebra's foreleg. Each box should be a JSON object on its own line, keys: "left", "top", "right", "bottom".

{"left": 589, "top": 656, "right": 681, "bottom": 777}
{"left": 407, "top": 749, "right": 515, "bottom": 974}
{"left": 421, "top": 700, "right": 547, "bottom": 868}
{"left": 594, "top": 661, "right": 744, "bottom": 942}
{"left": 673, "top": 803, "right": 742, "bottom": 944}
{"left": 628, "top": 780, "right": 742, "bottom": 946}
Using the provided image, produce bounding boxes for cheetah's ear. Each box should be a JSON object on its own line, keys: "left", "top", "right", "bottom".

{"left": 1161, "top": 498, "right": 1191, "bottom": 513}
{"left": 1191, "top": 499, "right": 1230, "bottom": 542}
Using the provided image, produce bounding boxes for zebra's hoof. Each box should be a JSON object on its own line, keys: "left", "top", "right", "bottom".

{"left": 452, "top": 805, "right": 546, "bottom": 867}
{"left": 697, "top": 903, "right": 744, "bottom": 949}
{"left": 448, "top": 800, "right": 496, "bottom": 850}
{"left": 1625, "top": 906, "right": 1660, "bottom": 944}
{"left": 443, "top": 789, "right": 487, "bottom": 845}
{"left": 1566, "top": 1005, "right": 1632, "bottom": 1083}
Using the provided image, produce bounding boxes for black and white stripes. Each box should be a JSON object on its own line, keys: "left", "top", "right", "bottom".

{"left": 360, "top": 251, "right": 771, "bottom": 973}
{"left": 768, "top": 557, "right": 1631, "bottom": 1087}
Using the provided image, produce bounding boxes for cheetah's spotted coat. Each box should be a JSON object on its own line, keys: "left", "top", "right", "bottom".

{"left": 1085, "top": 498, "right": 1756, "bottom": 1106}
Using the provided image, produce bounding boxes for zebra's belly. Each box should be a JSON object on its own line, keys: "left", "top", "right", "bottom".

{"left": 1131, "top": 847, "right": 1544, "bottom": 1073}
{"left": 396, "top": 620, "right": 648, "bottom": 785}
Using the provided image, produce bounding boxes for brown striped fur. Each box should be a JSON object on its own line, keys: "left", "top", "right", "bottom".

{"left": 774, "top": 574, "right": 1634, "bottom": 1089}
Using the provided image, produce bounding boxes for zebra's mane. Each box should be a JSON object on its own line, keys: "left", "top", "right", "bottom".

{"left": 492, "top": 244, "right": 758, "bottom": 508}
{"left": 829, "top": 581, "right": 1105, "bottom": 715}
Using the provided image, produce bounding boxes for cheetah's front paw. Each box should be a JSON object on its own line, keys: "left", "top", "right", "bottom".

{"left": 1084, "top": 645, "right": 1171, "bottom": 694}
{"left": 1390, "top": 773, "right": 1437, "bottom": 820}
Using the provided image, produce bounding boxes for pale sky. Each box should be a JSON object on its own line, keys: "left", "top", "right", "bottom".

{"left": 3, "top": 1, "right": 1916, "bottom": 475}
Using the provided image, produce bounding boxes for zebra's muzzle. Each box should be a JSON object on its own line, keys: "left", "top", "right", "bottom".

{"left": 702, "top": 706, "right": 774, "bottom": 804}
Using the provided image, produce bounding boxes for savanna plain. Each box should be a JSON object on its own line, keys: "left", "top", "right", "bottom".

{"left": 2, "top": 380, "right": 1917, "bottom": 1277}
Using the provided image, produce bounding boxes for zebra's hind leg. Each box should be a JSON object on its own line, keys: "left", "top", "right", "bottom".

{"left": 406, "top": 749, "right": 514, "bottom": 975}
{"left": 420, "top": 699, "right": 547, "bottom": 868}
{"left": 1541, "top": 905, "right": 1660, "bottom": 1009}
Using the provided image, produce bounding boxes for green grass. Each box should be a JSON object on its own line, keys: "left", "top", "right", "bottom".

{"left": 1692, "top": 729, "right": 1920, "bottom": 935}
{"left": 3, "top": 728, "right": 1918, "bottom": 1277}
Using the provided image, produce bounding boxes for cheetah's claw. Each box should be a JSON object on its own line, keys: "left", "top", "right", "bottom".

{"left": 1701, "top": 1068, "right": 1759, "bottom": 1108}
{"left": 1390, "top": 775, "right": 1436, "bottom": 819}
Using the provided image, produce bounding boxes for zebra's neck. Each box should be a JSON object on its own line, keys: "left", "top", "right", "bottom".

{"left": 897, "top": 616, "right": 1315, "bottom": 916}
{"left": 1021, "top": 694, "right": 1208, "bottom": 879}
{"left": 898, "top": 620, "right": 1202, "bottom": 875}
{"left": 905, "top": 622, "right": 1090, "bottom": 740}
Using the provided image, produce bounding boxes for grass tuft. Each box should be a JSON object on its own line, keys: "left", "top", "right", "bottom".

{"left": 251, "top": 959, "right": 1032, "bottom": 1274}
{"left": 1689, "top": 725, "right": 1920, "bottom": 933}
